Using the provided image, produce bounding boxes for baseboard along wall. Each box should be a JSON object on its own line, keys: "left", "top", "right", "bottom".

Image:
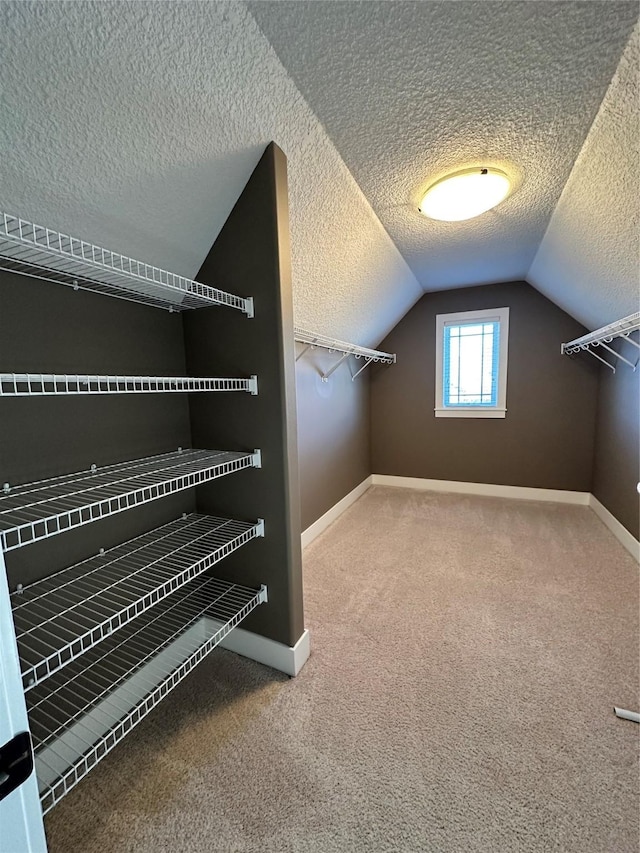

{"left": 217, "top": 624, "right": 311, "bottom": 677}
{"left": 301, "top": 476, "right": 373, "bottom": 548}
{"left": 301, "top": 473, "right": 639, "bottom": 562}
{"left": 371, "top": 474, "right": 591, "bottom": 505}
{"left": 588, "top": 495, "right": 640, "bottom": 562}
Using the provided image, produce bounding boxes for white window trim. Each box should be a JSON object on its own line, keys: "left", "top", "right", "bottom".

{"left": 435, "top": 307, "right": 509, "bottom": 419}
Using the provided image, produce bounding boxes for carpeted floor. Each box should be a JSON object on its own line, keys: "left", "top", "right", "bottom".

{"left": 45, "top": 487, "right": 639, "bottom": 853}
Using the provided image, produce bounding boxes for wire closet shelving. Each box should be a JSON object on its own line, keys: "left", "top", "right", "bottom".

{"left": 0, "top": 211, "right": 254, "bottom": 316}
{"left": 0, "top": 206, "right": 270, "bottom": 821}
{"left": 0, "top": 448, "right": 261, "bottom": 552}
{"left": 26, "top": 574, "right": 267, "bottom": 814}
{"left": 294, "top": 327, "right": 396, "bottom": 381}
{"left": 11, "top": 513, "right": 264, "bottom": 690}
{"left": 561, "top": 312, "right": 640, "bottom": 372}
{"left": 0, "top": 373, "right": 258, "bottom": 396}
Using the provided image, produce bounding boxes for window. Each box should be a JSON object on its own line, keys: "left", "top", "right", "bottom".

{"left": 435, "top": 307, "right": 509, "bottom": 418}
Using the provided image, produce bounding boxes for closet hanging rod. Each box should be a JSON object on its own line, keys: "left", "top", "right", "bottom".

{"left": 12, "top": 513, "right": 264, "bottom": 691}
{"left": 294, "top": 328, "right": 396, "bottom": 362}
{"left": 0, "top": 211, "right": 254, "bottom": 316}
{"left": 294, "top": 327, "right": 396, "bottom": 381}
{"left": 0, "top": 373, "right": 258, "bottom": 396}
{"left": 560, "top": 311, "right": 640, "bottom": 355}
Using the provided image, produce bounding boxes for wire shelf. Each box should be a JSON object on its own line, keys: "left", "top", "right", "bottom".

{"left": 294, "top": 327, "right": 396, "bottom": 381}
{"left": 27, "top": 574, "right": 267, "bottom": 814}
{"left": 0, "top": 448, "right": 261, "bottom": 552}
{"left": 11, "top": 513, "right": 264, "bottom": 691}
{"left": 0, "top": 212, "right": 254, "bottom": 316}
{"left": 0, "top": 373, "right": 258, "bottom": 396}
{"left": 561, "top": 312, "right": 640, "bottom": 372}
{"left": 562, "top": 312, "right": 640, "bottom": 351}
{"left": 294, "top": 328, "right": 396, "bottom": 363}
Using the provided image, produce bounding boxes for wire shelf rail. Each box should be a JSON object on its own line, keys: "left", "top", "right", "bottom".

{"left": 294, "top": 327, "right": 396, "bottom": 382}
{"left": 561, "top": 312, "right": 640, "bottom": 373}
{"left": 0, "top": 373, "right": 258, "bottom": 396}
{"left": 0, "top": 212, "right": 254, "bottom": 316}
{"left": 27, "top": 574, "right": 268, "bottom": 814}
{"left": 11, "top": 513, "right": 264, "bottom": 691}
{"left": 0, "top": 448, "right": 261, "bottom": 552}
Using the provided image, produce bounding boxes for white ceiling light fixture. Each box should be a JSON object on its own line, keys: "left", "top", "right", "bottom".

{"left": 419, "top": 167, "right": 511, "bottom": 222}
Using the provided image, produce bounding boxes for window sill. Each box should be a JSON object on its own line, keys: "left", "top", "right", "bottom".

{"left": 434, "top": 408, "right": 507, "bottom": 419}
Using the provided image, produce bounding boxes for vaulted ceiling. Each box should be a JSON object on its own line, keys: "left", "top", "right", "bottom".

{"left": 0, "top": 1, "right": 637, "bottom": 347}
{"left": 250, "top": 1, "right": 637, "bottom": 295}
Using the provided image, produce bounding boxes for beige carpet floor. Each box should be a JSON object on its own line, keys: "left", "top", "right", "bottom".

{"left": 45, "top": 487, "right": 639, "bottom": 853}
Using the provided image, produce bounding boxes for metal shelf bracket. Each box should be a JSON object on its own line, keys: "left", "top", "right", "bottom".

{"left": 351, "top": 357, "right": 375, "bottom": 382}
{"left": 322, "top": 352, "right": 350, "bottom": 382}
{"left": 294, "top": 328, "right": 396, "bottom": 382}
{"left": 562, "top": 312, "right": 640, "bottom": 372}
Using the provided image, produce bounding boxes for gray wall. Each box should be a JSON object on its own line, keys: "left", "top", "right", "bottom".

{"left": 371, "top": 281, "right": 599, "bottom": 491}
{"left": 592, "top": 361, "right": 640, "bottom": 539}
{"left": 0, "top": 270, "right": 194, "bottom": 590}
{"left": 296, "top": 352, "right": 371, "bottom": 531}
{"left": 184, "top": 144, "right": 305, "bottom": 648}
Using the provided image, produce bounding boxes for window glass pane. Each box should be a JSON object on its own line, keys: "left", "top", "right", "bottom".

{"left": 443, "top": 321, "right": 499, "bottom": 407}
{"left": 458, "top": 323, "right": 484, "bottom": 336}
{"left": 448, "top": 332, "right": 459, "bottom": 396}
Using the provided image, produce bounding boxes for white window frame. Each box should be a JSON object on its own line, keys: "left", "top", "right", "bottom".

{"left": 435, "top": 307, "right": 509, "bottom": 418}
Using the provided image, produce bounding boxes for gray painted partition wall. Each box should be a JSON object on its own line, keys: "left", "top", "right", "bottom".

{"left": 183, "top": 143, "right": 305, "bottom": 648}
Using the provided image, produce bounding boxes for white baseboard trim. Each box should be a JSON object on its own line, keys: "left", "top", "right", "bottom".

{"left": 302, "top": 475, "right": 373, "bottom": 548}
{"left": 217, "top": 625, "right": 311, "bottom": 677}
{"left": 300, "top": 473, "right": 638, "bottom": 565}
{"left": 589, "top": 495, "right": 640, "bottom": 562}
{"left": 371, "top": 474, "right": 591, "bottom": 505}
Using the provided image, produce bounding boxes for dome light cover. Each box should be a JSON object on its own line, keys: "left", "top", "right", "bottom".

{"left": 419, "top": 167, "right": 511, "bottom": 222}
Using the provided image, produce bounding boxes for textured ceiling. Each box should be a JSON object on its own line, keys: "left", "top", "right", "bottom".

{"left": 0, "top": 1, "right": 637, "bottom": 349}
{"left": 249, "top": 1, "right": 638, "bottom": 293}
{"left": 529, "top": 23, "right": 640, "bottom": 330}
{"left": 0, "top": 1, "right": 420, "bottom": 347}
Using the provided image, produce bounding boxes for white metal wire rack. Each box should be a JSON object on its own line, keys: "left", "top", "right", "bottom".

{"left": 0, "top": 373, "right": 258, "bottom": 396}
{"left": 294, "top": 327, "right": 396, "bottom": 381}
{"left": 26, "top": 574, "right": 268, "bottom": 814}
{"left": 11, "top": 513, "right": 264, "bottom": 691}
{"left": 0, "top": 212, "right": 254, "bottom": 316}
{"left": 0, "top": 448, "right": 261, "bottom": 552}
{"left": 561, "top": 312, "right": 640, "bottom": 372}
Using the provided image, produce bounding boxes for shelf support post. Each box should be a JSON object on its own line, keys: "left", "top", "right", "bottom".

{"left": 351, "top": 357, "right": 374, "bottom": 381}
{"left": 596, "top": 341, "right": 637, "bottom": 370}
{"left": 295, "top": 343, "right": 312, "bottom": 361}
{"left": 322, "top": 352, "right": 350, "bottom": 382}
{"left": 622, "top": 334, "right": 640, "bottom": 351}
{"left": 584, "top": 347, "right": 615, "bottom": 372}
